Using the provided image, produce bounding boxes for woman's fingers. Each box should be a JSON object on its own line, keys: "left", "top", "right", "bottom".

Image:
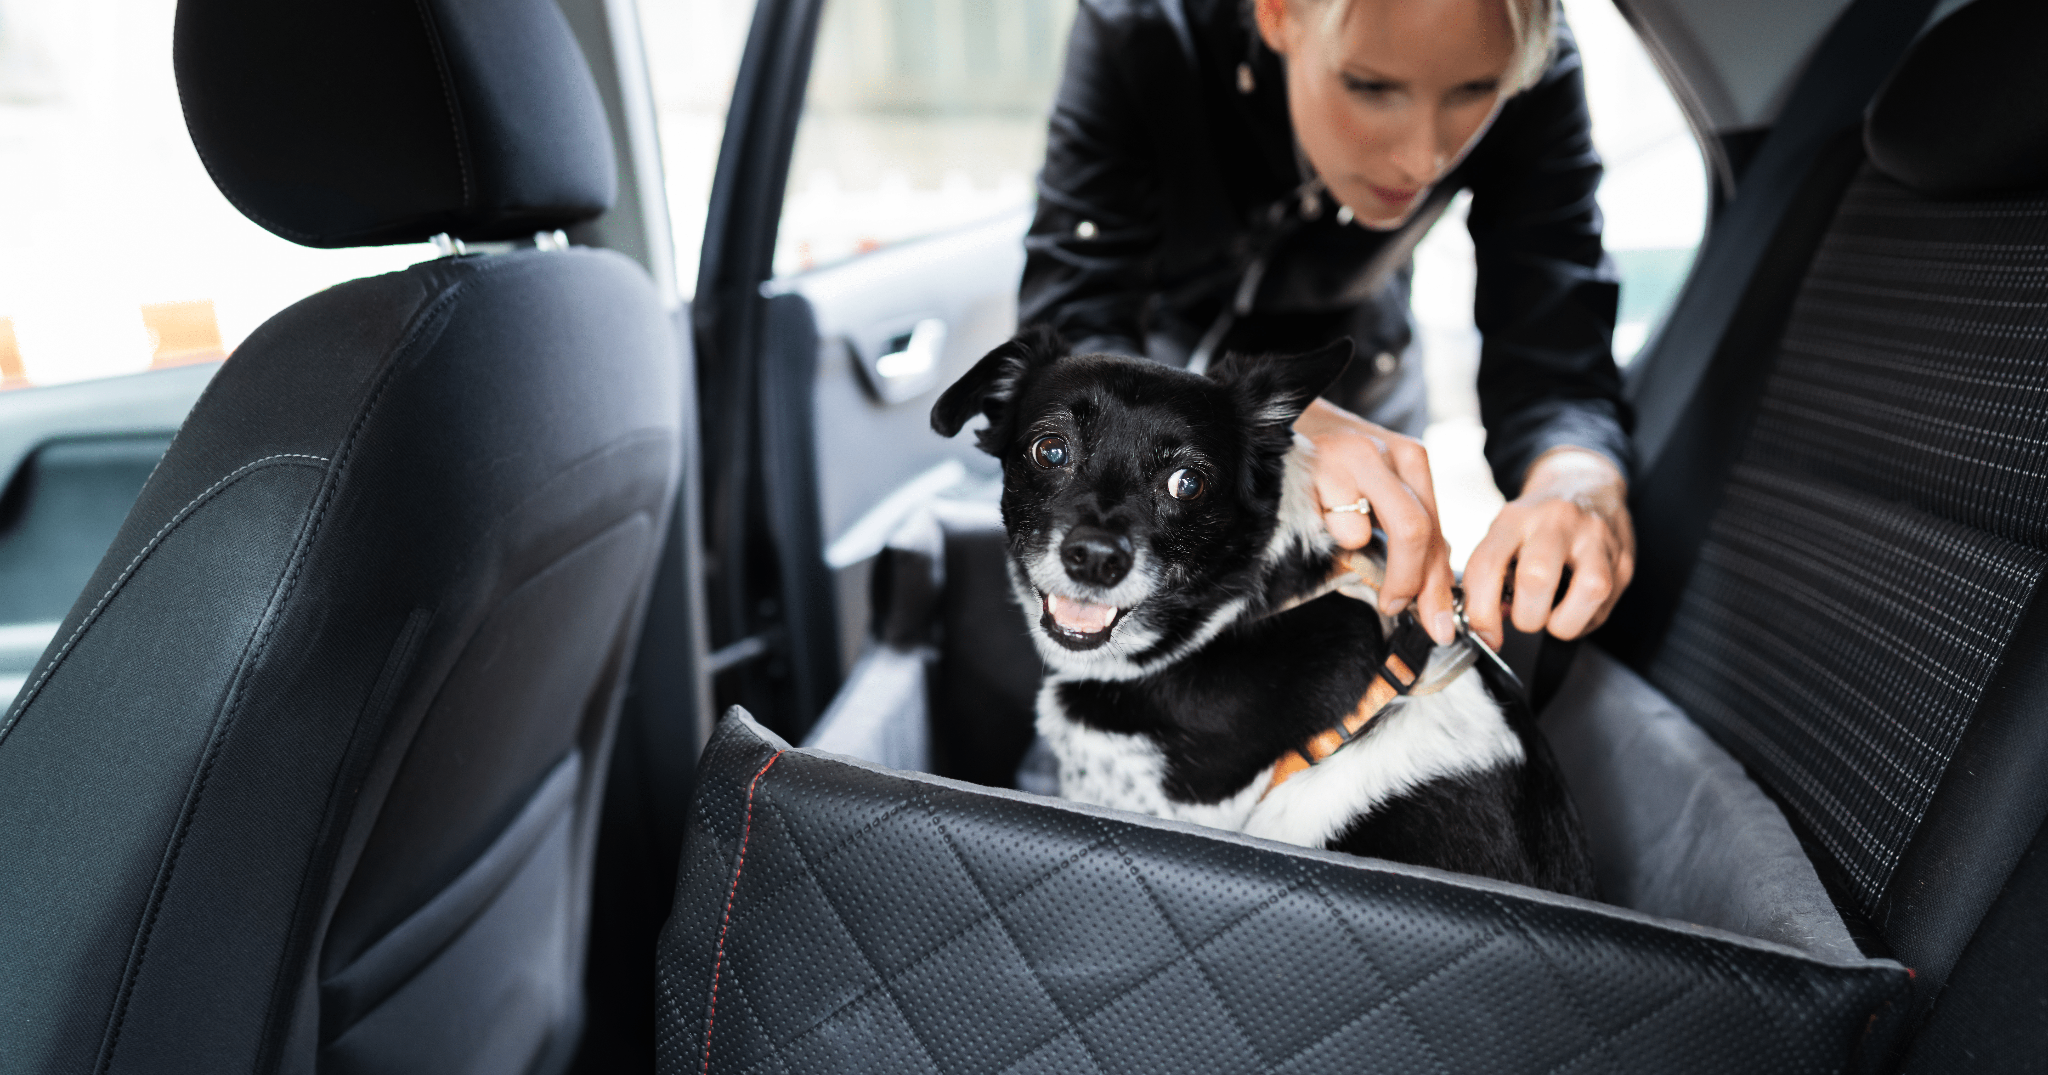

{"left": 1414, "top": 550, "right": 1461, "bottom": 645}
{"left": 1460, "top": 516, "right": 1519, "bottom": 649}
{"left": 1312, "top": 461, "right": 1375, "bottom": 550}
{"left": 1346, "top": 443, "right": 1437, "bottom": 615}
{"left": 1509, "top": 513, "right": 1571, "bottom": 634}
{"left": 1293, "top": 401, "right": 1455, "bottom": 639}
{"left": 1545, "top": 528, "right": 1617, "bottom": 639}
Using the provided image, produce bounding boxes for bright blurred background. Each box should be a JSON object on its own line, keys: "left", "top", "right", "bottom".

{"left": 0, "top": 0, "right": 430, "bottom": 388}
{"left": 640, "top": 0, "right": 1705, "bottom": 568}
{"left": 3, "top": 0, "right": 1704, "bottom": 569}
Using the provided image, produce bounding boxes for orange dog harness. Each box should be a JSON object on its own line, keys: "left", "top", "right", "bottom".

{"left": 1261, "top": 549, "right": 1496, "bottom": 796}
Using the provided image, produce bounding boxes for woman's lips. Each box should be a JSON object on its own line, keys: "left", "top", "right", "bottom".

{"left": 1369, "top": 184, "right": 1420, "bottom": 206}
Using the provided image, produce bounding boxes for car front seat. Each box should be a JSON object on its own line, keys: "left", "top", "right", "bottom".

{"left": 0, "top": 1, "right": 680, "bottom": 1072}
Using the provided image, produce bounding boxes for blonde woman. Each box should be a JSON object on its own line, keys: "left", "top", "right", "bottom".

{"left": 1022, "top": 0, "right": 1634, "bottom": 651}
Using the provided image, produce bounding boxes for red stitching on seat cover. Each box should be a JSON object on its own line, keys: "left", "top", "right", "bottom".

{"left": 702, "top": 750, "right": 784, "bottom": 1075}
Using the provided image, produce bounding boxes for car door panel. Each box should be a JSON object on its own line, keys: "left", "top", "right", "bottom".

{"left": 0, "top": 363, "right": 214, "bottom": 706}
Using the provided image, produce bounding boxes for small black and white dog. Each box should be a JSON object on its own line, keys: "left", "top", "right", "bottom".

{"left": 932, "top": 328, "right": 1595, "bottom": 898}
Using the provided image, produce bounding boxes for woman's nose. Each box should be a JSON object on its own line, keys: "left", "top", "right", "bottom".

{"left": 1385, "top": 112, "right": 1441, "bottom": 186}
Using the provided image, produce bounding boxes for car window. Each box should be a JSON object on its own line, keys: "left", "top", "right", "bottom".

{"left": 640, "top": 0, "right": 760, "bottom": 299}
{"left": 1417, "top": 0, "right": 1707, "bottom": 567}
{"left": 0, "top": 0, "right": 428, "bottom": 390}
{"left": 768, "top": 0, "right": 1076, "bottom": 277}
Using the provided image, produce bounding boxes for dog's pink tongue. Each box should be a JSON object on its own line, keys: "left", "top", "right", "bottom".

{"left": 1047, "top": 593, "right": 1118, "bottom": 633}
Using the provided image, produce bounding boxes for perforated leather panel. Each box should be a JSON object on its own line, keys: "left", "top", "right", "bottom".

{"left": 658, "top": 714, "right": 1908, "bottom": 1075}
{"left": 1650, "top": 168, "right": 2048, "bottom": 917}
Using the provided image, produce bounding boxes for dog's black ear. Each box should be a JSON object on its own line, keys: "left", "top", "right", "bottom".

{"left": 1209, "top": 338, "right": 1355, "bottom": 428}
{"left": 930, "top": 324, "right": 1068, "bottom": 447}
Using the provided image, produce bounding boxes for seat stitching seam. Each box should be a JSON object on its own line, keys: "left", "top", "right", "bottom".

{"left": 101, "top": 280, "right": 468, "bottom": 1072}
{"left": 409, "top": 0, "right": 473, "bottom": 211}
{"left": 92, "top": 454, "right": 341, "bottom": 1074}
{"left": 767, "top": 789, "right": 949, "bottom": 1074}
{"left": 1262, "top": 930, "right": 1509, "bottom": 1070}
{"left": 726, "top": 972, "right": 795, "bottom": 1075}
{"left": 750, "top": 796, "right": 1114, "bottom": 1047}
{"left": 0, "top": 453, "right": 330, "bottom": 745}
{"left": 1490, "top": 896, "right": 1632, "bottom": 1074}
{"left": 701, "top": 750, "right": 784, "bottom": 1075}
{"left": 1542, "top": 978, "right": 1711, "bottom": 1075}
{"left": 926, "top": 804, "right": 1112, "bottom": 1075}
{"left": 1101, "top": 827, "right": 1271, "bottom": 1070}
{"left": 1301, "top": 877, "right": 1455, "bottom": 1075}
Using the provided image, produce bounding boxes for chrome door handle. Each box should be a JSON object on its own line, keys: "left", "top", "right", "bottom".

{"left": 863, "top": 318, "right": 946, "bottom": 404}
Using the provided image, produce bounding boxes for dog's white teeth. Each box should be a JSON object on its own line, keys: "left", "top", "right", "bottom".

{"left": 1046, "top": 592, "right": 1119, "bottom": 633}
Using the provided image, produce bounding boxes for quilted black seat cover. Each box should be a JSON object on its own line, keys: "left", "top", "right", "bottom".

{"left": 658, "top": 713, "right": 1908, "bottom": 1075}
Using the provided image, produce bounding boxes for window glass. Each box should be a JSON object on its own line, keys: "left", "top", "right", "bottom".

{"left": 0, "top": 0, "right": 428, "bottom": 390}
{"left": 1416, "top": 0, "right": 1708, "bottom": 566}
{"left": 771, "top": 0, "right": 1076, "bottom": 277}
{"left": 639, "top": 0, "right": 758, "bottom": 299}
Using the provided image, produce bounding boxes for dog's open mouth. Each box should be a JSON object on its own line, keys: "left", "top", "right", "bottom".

{"left": 1040, "top": 591, "right": 1124, "bottom": 650}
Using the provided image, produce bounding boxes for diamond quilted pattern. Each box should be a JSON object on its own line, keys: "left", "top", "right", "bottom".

{"left": 889, "top": 917, "right": 1071, "bottom": 1073}
{"left": 995, "top": 843, "right": 1186, "bottom": 1017}
{"left": 776, "top": 764, "right": 922, "bottom": 868}
{"left": 1507, "top": 905, "right": 1739, "bottom": 1049}
{"left": 1193, "top": 885, "right": 1394, "bottom": 1063}
{"left": 1076, "top": 960, "right": 1263, "bottom": 1075}
{"left": 725, "top": 860, "right": 881, "bottom": 1046}
{"left": 1110, "top": 826, "right": 1306, "bottom": 947}
{"left": 936, "top": 793, "right": 1116, "bottom": 905}
{"left": 1402, "top": 932, "right": 1611, "bottom": 1072}
{"left": 994, "top": 1030, "right": 1100, "bottom": 1075}
{"left": 1269, "top": 998, "right": 1448, "bottom": 1075}
{"left": 780, "top": 988, "right": 939, "bottom": 1075}
{"left": 804, "top": 801, "right": 991, "bottom": 977}
{"left": 656, "top": 715, "right": 1914, "bottom": 1075}
{"left": 1318, "top": 872, "right": 1513, "bottom": 990}
{"left": 705, "top": 976, "right": 789, "bottom": 1075}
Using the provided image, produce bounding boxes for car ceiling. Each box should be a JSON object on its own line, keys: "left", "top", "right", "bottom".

{"left": 1620, "top": 0, "right": 1971, "bottom": 135}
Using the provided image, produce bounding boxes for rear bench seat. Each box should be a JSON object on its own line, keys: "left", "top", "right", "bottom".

{"left": 659, "top": 1, "right": 2046, "bottom": 1070}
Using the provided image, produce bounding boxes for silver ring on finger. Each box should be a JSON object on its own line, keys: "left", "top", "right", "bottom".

{"left": 1327, "top": 497, "right": 1371, "bottom": 515}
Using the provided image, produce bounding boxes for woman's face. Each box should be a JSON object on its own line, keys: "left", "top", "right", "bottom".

{"left": 1256, "top": 0, "right": 1518, "bottom": 229}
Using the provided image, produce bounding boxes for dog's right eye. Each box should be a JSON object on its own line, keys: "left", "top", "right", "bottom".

{"left": 1030, "top": 434, "right": 1070, "bottom": 469}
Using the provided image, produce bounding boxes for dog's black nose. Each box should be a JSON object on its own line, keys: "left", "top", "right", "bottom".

{"left": 1061, "top": 526, "right": 1132, "bottom": 588}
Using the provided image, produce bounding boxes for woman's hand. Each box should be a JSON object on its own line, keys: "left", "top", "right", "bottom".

{"left": 1294, "top": 398, "right": 1460, "bottom": 645}
{"left": 1462, "top": 448, "right": 1635, "bottom": 649}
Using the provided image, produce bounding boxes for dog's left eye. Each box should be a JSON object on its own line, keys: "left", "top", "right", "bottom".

{"left": 1166, "top": 467, "right": 1206, "bottom": 500}
{"left": 1030, "top": 434, "right": 1070, "bottom": 469}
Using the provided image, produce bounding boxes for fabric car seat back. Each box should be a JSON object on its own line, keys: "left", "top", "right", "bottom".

{"left": 0, "top": 1, "right": 681, "bottom": 1072}
{"left": 1627, "top": 0, "right": 2048, "bottom": 1058}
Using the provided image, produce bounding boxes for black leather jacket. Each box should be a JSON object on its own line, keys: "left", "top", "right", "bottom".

{"left": 1019, "top": 0, "right": 1633, "bottom": 492}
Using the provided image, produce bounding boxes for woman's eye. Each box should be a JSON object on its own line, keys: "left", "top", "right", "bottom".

{"left": 1166, "top": 467, "right": 1206, "bottom": 501}
{"left": 1030, "top": 434, "right": 1070, "bottom": 469}
{"left": 1342, "top": 74, "right": 1398, "bottom": 97}
{"left": 1449, "top": 79, "right": 1501, "bottom": 105}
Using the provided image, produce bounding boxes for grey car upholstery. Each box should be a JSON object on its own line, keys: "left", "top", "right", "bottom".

{"left": 1602, "top": 0, "right": 2048, "bottom": 1065}
{"left": 0, "top": 1, "right": 680, "bottom": 1072}
{"left": 660, "top": 1, "right": 2048, "bottom": 1071}
{"left": 660, "top": 712, "right": 1906, "bottom": 1075}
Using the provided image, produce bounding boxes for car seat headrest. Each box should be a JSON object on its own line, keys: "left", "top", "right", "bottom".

{"left": 1866, "top": 0, "right": 2048, "bottom": 198}
{"left": 173, "top": 0, "right": 617, "bottom": 248}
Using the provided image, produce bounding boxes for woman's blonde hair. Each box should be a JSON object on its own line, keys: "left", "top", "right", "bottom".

{"left": 1310, "top": 0, "right": 1558, "bottom": 95}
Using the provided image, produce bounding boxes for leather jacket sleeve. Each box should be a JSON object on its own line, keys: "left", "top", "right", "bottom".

{"left": 1463, "top": 33, "right": 1634, "bottom": 494}
{"left": 1018, "top": 0, "right": 1172, "bottom": 359}
{"left": 1020, "top": 2, "right": 1635, "bottom": 492}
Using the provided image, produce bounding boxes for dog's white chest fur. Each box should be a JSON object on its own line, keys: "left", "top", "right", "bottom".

{"left": 1037, "top": 653, "right": 1523, "bottom": 851}
{"left": 1241, "top": 666, "right": 1522, "bottom": 848}
{"left": 1036, "top": 680, "right": 1274, "bottom": 831}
